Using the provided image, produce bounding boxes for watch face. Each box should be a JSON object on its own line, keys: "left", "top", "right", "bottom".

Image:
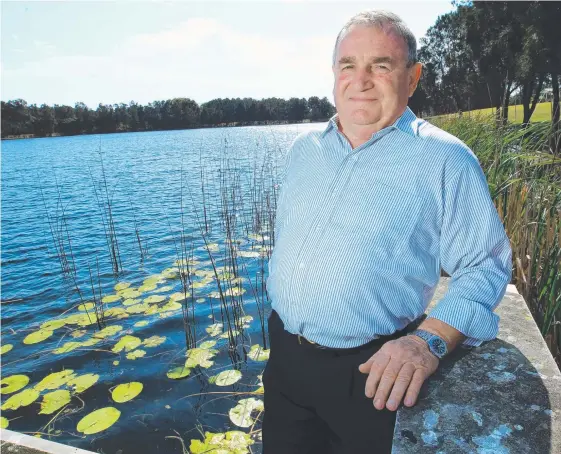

{"left": 429, "top": 338, "right": 447, "bottom": 357}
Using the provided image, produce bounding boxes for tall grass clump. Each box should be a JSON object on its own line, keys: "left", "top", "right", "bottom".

{"left": 433, "top": 113, "right": 561, "bottom": 366}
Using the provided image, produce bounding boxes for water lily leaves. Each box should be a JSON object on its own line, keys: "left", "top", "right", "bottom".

{"left": 123, "top": 298, "right": 141, "bottom": 306}
{"left": 104, "top": 307, "right": 127, "bottom": 318}
{"left": 81, "top": 338, "right": 102, "bottom": 348}
{"left": 219, "top": 329, "right": 240, "bottom": 339}
{"left": 67, "top": 374, "right": 99, "bottom": 393}
{"left": 0, "top": 416, "right": 8, "bottom": 429}
{"left": 161, "top": 267, "right": 179, "bottom": 279}
{"left": 112, "top": 335, "right": 141, "bottom": 353}
{"left": 1, "top": 388, "right": 40, "bottom": 411}
{"left": 111, "top": 382, "right": 143, "bottom": 403}
{"left": 157, "top": 285, "right": 174, "bottom": 293}
{"left": 113, "top": 360, "right": 119, "bottom": 366}
{"left": 142, "top": 336, "right": 166, "bottom": 348}
{"left": 78, "top": 303, "right": 95, "bottom": 311}
{"left": 185, "top": 348, "right": 218, "bottom": 369}
{"left": 166, "top": 366, "right": 191, "bottom": 379}
{"left": 144, "top": 295, "right": 165, "bottom": 304}
{"left": 159, "top": 301, "right": 182, "bottom": 313}
{"left": 34, "top": 370, "right": 76, "bottom": 392}
{"left": 237, "top": 250, "right": 261, "bottom": 258}
{"left": 77, "top": 407, "right": 120, "bottom": 435}
{"left": 191, "top": 280, "right": 212, "bottom": 289}
{"left": 70, "top": 330, "right": 87, "bottom": 339}
{"left": 114, "top": 282, "right": 131, "bottom": 292}
{"left": 23, "top": 329, "right": 54, "bottom": 345}
{"left": 229, "top": 398, "right": 264, "bottom": 428}
{"left": 208, "top": 287, "right": 246, "bottom": 298}
{"left": 247, "top": 345, "right": 270, "bottom": 362}
{"left": 199, "top": 340, "right": 217, "bottom": 349}
{"left": 64, "top": 313, "right": 97, "bottom": 327}
{"left": 1, "top": 375, "right": 30, "bottom": 394}
{"left": 102, "top": 294, "right": 121, "bottom": 304}
{"left": 1, "top": 344, "right": 13, "bottom": 355}
{"left": 170, "top": 292, "right": 187, "bottom": 302}
{"left": 206, "top": 323, "right": 223, "bottom": 337}
{"left": 93, "top": 325, "right": 123, "bottom": 339}
{"left": 126, "top": 349, "right": 146, "bottom": 360}
{"left": 138, "top": 283, "right": 157, "bottom": 293}
{"left": 120, "top": 289, "right": 141, "bottom": 299}
{"left": 125, "top": 303, "right": 150, "bottom": 314}
{"left": 38, "top": 389, "right": 71, "bottom": 415}
{"left": 53, "top": 341, "right": 83, "bottom": 354}
{"left": 214, "top": 370, "right": 242, "bottom": 386}
{"left": 40, "top": 319, "right": 67, "bottom": 330}
{"left": 134, "top": 320, "right": 148, "bottom": 328}
{"left": 189, "top": 431, "right": 254, "bottom": 454}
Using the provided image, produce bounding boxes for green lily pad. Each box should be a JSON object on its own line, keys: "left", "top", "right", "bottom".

{"left": 23, "top": 329, "right": 54, "bottom": 345}
{"left": 93, "top": 325, "right": 123, "bottom": 339}
{"left": 169, "top": 292, "right": 187, "bottom": 302}
{"left": 219, "top": 329, "right": 240, "bottom": 339}
{"left": 189, "top": 431, "right": 254, "bottom": 454}
{"left": 125, "top": 303, "right": 151, "bottom": 314}
{"left": 1, "top": 344, "right": 13, "bottom": 355}
{"left": 138, "top": 283, "right": 157, "bottom": 293}
{"left": 1, "top": 374, "right": 30, "bottom": 394}
{"left": 39, "top": 389, "right": 72, "bottom": 415}
{"left": 81, "top": 338, "right": 102, "bottom": 347}
{"left": 126, "top": 349, "right": 146, "bottom": 360}
{"left": 70, "top": 330, "right": 87, "bottom": 338}
{"left": 34, "top": 370, "right": 76, "bottom": 392}
{"left": 64, "top": 313, "right": 97, "bottom": 327}
{"left": 104, "top": 307, "right": 127, "bottom": 317}
{"left": 206, "top": 323, "right": 223, "bottom": 337}
{"left": 120, "top": 289, "right": 142, "bottom": 299}
{"left": 1, "top": 388, "right": 40, "bottom": 411}
{"left": 76, "top": 407, "right": 121, "bottom": 435}
{"left": 40, "top": 319, "right": 67, "bottom": 330}
{"left": 123, "top": 298, "right": 141, "bottom": 306}
{"left": 111, "top": 382, "right": 143, "bottom": 403}
{"left": 237, "top": 250, "right": 261, "bottom": 258}
{"left": 199, "top": 340, "right": 217, "bottom": 349}
{"left": 185, "top": 348, "right": 218, "bottom": 369}
{"left": 161, "top": 267, "right": 179, "bottom": 279}
{"left": 166, "top": 366, "right": 191, "bottom": 379}
{"left": 0, "top": 416, "right": 8, "bottom": 429}
{"left": 114, "top": 282, "right": 131, "bottom": 291}
{"left": 157, "top": 285, "right": 174, "bottom": 293}
{"left": 214, "top": 369, "right": 242, "bottom": 386}
{"left": 102, "top": 294, "right": 121, "bottom": 303}
{"left": 142, "top": 335, "right": 166, "bottom": 348}
{"left": 112, "top": 335, "right": 141, "bottom": 353}
{"left": 247, "top": 344, "right": 270, "bottom": 361}
{"left": 134, "top": 320, "right": 149, "bottom": 328}
{"left": 159, "top": 301, "right": 182, "bottom": 313}
{"left": 229, "top": 398, "right": 264, "bottom": 427}
{"left": 67, "top": 374, "right": 99, "bottom": 393}
{"left": 53, "top": 341, "right": 83, "bottom": 354}
{"left": 78, "top": 303, "right": 95, "bottom": 311}
{"left": 144, "top": 295, "right": 165, "bottom": 304}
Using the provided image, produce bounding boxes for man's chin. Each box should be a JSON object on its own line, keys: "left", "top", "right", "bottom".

{"left": 349, "top": 110, "right": 381, "bottom": 125}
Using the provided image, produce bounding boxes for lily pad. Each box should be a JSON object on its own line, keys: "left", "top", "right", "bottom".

{"left": 214, "top": 369, "right": 242, "bottom": 386}
{"left": 247, "top": 344, "right": 270, "bottom": 361}
{"left": 170, "top": 292, "right": 187, "bottom": 302}
{"left": 185, "top": 348, "right": 218, "bottom": 369}
{"left": 67, "top": 374, "right": 99, "bottom": 393}
{"left": 208, "top": 287, "right": 246, "bottom": 298}
{"left": 157, "top": 285, "right": 174, "bottom": 293}
{"left": 237, "top": 250, "right": 261, "bottom": 258}
{"left": 112, "top": 382, "right": 143, "bottom": 403}
{"left": 104, "top": 307, "right": 127, "bottom": 317}
{"left": 138, "top": 283, "right": 157, "bottom": 293}
{"left": 166, "top": 366, "right": 191, "bottom": 379}
{"left": 70, "top": 330, "right": 87, "bottom": 339}
{"left": 93, "top": 325, "right": 123, "bottom": 339}
{"left": 114, "top": 282, "right": 131, "bottom": 291}
{"left": 161, "top": 267, "right": 179, "bottom": 279}
{"left": 81, "top": 338, "right": 102, "bottom": 347}
{"left": 1, "top": 388, "right": 40, "bottom": 411}
{"left": 159, "top": 301, "right": 182, "bottom": 313}
{"left": 199, "top": 340, "right": 217, "bottom": 349}
{"left": 123, "top": 298, "right": 141, "bottom": 306}
{"left": 0, "top": 416, "right": 8, "bottom": 429}
{"left": 142, "top": 336, "right": 166, "bottom": 348}
{"left": 64, "top": 313, "right": 97, "bottom": 327}
{"left": 189, "top": 431, "right": 254, "bottom": 454}
{"left": 125, "top": 303, "right": 151, "bottom": 314}
{"left": 53, "top": 341, "right": 83, "bottom": 354}
{"left": 126, "top": 349, "right": 146, "bottom": 360}
{"left": 120, "top": 289, "right": 142, "bottom": 299}
{"left": 40, "top": 319, "right": 67, "bottom": 330}
{"left": 78, "top": 303, "right": 95, "bottom": 311}
{"left": 144, "top": 295, "right": 165, "bottom": 304}
{"left": 102, "top": 294, "right": 121, "bottom": 304}
{"left": 76, "top": 407, "right": 121, "bottom": 435}
{"left": 1, "top": 344, "right": 13, "bottom": 355}
{"left": 134, "top": 320, "right": 149, "bottom": 328}
{"left": 39, "top": 390, "right": 71, "bottom": 415}
{"left": 23, "top": 329, "right": 54, "bottom": 345}
{"left": 206, "top": 323, "right": 223, "bottom": 337}
{"left": 1, "top": 375, "right": 30, "bottom": 394}
{"left": 112, "top": 335, "right": 141, "bottom": 353}
{"left": 229, "top": 398, "right": 264, "bottom": 427}
{"left": 219, "top": 329, "right": 240, "bottom": 339}
{"left": 34, "top": 370, "right": 76, "bottom": 392}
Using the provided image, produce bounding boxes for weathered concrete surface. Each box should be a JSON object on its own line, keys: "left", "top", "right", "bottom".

{"left": 0, "top": 429, "right": 95, "bottom": 454}
{"left": 393, "top": 278, "right": 561, "bottom": 453}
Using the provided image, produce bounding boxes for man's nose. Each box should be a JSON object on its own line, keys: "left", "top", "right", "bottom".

{"left": 353, "top": 67, "right": 374, "bottom": 91}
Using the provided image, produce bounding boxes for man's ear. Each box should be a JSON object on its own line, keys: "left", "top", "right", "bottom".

{"left": 408, "top": 62, "right": 423, "bottom": 98}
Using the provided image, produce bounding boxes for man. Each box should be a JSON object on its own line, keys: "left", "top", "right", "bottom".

{"left": 263, "top": 10, "right": 512, "bottom": 454}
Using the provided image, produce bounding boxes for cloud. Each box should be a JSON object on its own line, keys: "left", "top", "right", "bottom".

{"left": 2, "top": 17, "right": 335, "bottom": 106}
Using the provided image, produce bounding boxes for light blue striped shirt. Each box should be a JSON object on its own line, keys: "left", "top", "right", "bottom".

{"left": 266, "top": 107, "right": 512, "bottom": 348}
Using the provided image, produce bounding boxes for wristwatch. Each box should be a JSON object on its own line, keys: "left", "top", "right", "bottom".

{"left": 409, "top": 329, "right": 448, "bottom": 359}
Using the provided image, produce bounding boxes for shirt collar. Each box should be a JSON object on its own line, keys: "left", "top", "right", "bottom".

{"left": 320, "top": 106, "right": 419, "bottom": 139}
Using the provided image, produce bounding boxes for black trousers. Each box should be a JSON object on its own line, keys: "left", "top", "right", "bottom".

{"left": 262, "top": 310, "right": 420, "bottom": 454}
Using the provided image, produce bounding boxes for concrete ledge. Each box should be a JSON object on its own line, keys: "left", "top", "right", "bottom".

{"left": 0, "top": 429, "right": 95, "bottom": 454}
{"left": 393, "top": 277, "right": 561, "bottom": 453}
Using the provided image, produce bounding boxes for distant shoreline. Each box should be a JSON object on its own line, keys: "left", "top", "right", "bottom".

{"left": 1, "top": 118, "right": 330, "bottom": 141}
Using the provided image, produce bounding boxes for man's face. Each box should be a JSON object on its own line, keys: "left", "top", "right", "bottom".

{"left": 332, "top": 24, "right": 421, "bottom": 131}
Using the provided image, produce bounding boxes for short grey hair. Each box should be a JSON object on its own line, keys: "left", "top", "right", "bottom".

{"left": 332, "top": 10, "right": 417, "bottom": 67}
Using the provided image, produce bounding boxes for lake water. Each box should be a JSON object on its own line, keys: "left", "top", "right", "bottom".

{"left": 1, "top": 122, "right": 326, "bottom": 453}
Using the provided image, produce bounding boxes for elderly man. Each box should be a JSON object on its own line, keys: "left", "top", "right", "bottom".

{"left": 263, "top": 9, "right": 512, "bottom": 454}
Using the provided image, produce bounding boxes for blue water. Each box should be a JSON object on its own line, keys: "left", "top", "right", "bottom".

{"left": 1, "top": 123, "right": 325, "bottom": 453}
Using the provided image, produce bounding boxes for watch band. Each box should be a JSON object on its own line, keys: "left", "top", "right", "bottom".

{"left": 409, "top": 329, "right": 448, "bottom": 359}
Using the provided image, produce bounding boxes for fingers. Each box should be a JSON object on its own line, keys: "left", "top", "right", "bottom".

{"left": 371, "top": 359, "right": 403, "bottom": 410}
{"left": 403, "top": 369, "right": 425, "bottom": 407}
{"left": 385, "top": 363, "right": 416, "bottom": 411}
{"left": 363, "top": 353, "right": 390, "bottom": 399}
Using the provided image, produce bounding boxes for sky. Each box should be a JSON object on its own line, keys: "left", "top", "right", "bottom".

{"left": 1, "top": 0, "right": 456, "bottom": 108}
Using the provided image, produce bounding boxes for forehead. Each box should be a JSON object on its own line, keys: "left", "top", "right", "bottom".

{"left": 336, "top": 24, "right": 408, "bottom": 61}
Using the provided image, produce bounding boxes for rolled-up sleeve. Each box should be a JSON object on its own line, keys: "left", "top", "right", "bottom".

{"left": 427, "top": 155, "right": 513, "bottom": 346}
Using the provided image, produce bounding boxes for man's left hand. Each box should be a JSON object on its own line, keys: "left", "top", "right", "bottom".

{"left": 358, "top": 335, "right": 439, "bottom": 411}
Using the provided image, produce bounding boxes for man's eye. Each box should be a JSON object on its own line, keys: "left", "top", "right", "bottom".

{"left": 342, "top": 65, "right": 353, "bottom": 70}
{"left": 374, "top": 64, "right": 390, "bottom": 72}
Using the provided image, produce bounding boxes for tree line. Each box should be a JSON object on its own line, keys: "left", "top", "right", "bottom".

{"left": 1, "top": 96, "right": 335, "bottom": 138}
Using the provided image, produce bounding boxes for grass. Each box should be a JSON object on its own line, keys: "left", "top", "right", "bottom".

{"left": 437, "top": 101, "right": 554, "bottom": 123}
